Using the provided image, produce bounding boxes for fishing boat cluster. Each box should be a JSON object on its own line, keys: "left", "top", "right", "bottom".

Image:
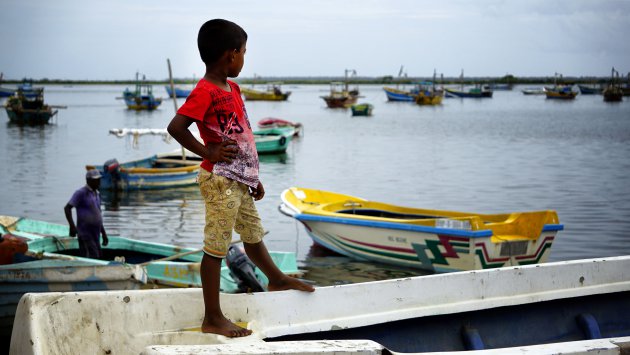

{"left": 1, "top": 68, "right": 630, "bottom": 354}
{"left": 2, "top": 67, "right": 629, "bottom": 125}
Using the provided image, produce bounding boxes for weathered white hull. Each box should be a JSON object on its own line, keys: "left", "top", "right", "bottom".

{"left": 10, "top": 256, "right": 630, "bottom": 354}
{"left": 300, "top": 219, "right": 557, "bottom": 272}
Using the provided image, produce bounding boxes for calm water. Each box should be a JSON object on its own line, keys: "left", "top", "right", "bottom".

{"left": 1, "top": 84, "right": 629, "bottom": 285}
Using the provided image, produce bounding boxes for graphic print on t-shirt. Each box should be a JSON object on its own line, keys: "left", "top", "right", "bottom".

{"left": 210, "top": 88, "right": 259, "bottom": 189}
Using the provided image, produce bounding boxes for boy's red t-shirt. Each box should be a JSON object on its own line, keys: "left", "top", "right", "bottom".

{"left": 177, "top": 79, "right": 259, "bottom": 188}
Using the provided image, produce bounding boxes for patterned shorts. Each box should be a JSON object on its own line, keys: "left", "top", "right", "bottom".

{"left": 198, "top": 169, "right": 264, "bottom": 258}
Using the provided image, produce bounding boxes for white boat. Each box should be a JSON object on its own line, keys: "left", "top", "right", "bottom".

{"left": 10, "top": 255, "right": 630, "bottom": 354}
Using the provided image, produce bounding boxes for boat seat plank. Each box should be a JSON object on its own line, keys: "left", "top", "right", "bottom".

{"left": 154, "top": 158, "right": 201, "bottom": 166}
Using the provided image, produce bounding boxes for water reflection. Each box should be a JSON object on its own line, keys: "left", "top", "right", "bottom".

{"left": 100, "top": 186, "right": 204, "bottom": 247}
{"left": 301, "top": 245, "right": 430, "bottom": 286}
{"left": 258, "top": 152, "right": 288, "bottom": 164}
{"left": 101, "top": 185, "right": 202, "bottom": 210}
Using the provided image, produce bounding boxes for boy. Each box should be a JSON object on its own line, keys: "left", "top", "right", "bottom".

{"left": 167, "top": 19, "right": 314, "bottom": 338}
{"left": 64, "top": 169, "right": 109, "bottom": 258}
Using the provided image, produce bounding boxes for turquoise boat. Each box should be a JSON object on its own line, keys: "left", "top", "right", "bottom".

{"left": 0, "top": 216, "right": 301, "bottom": 292}
{"left": 254, "top": 127, "right": 294, "bottom": 154}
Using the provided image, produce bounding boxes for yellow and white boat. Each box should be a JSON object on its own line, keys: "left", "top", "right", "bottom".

{"left": 241, "top": 82, "right": 291, "bottom": 101}
{"left": 280, "top": 187, "right": 563, "bottom": 272}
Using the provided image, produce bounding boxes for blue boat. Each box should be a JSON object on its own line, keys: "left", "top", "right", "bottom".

{"left": 122, "top": 73, "right": 162, "bottom": 110}
{"left": 0, "top": 80, "right": 44, "bottom": 98}
{"left": 86, "top": 150, "right": 201, "bottom": 190}
{"left": 16, "top": 80, "right": 44, "bottom": 98}
{"left": 165, "top": 85, "right": 192, "bottom": 98}
{"left": 100, "top": 126, "right": 294, "bottom": 190}
{"left": 383, "top": 86, "right": 419, "bottom": 101}
{"left": 0, "top": 87, "right": 14, "bottom": 97}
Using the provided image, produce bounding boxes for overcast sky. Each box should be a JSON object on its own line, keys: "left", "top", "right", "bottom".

{"left": 1, "top": 0, "right": 629, "bottom": 81}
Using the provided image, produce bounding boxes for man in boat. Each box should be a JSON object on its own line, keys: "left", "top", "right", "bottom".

{"left": 64, "top": 169, "right": 109, "bottom": 258}
{"left": 167, "top": 19, "right": 314, "bottom": 338}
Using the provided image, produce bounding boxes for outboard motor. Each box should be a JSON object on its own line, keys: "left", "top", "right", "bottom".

{"left": 226, "top": 245, "right": 265, "bottom": 293}
{"left": 103, "top": 158, "right": 120, "bottom": 173}
{"left": 103, "top": 158, "right": 120, "bottom": 188}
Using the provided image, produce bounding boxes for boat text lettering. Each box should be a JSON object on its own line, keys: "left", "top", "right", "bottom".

{"left": 388, "top": 236, "right": 407, "bottom": 243}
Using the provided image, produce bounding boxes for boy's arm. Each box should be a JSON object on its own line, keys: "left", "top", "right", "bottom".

{"left": 167, "top": 114, "right": 238, "bottom": 163}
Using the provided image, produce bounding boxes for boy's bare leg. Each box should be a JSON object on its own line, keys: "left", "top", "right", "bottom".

{"left": 200, "top": 253, "right": 252, "bottom": 337}
{"left": 243, "top": 241, "right": 315, "bottom": 292}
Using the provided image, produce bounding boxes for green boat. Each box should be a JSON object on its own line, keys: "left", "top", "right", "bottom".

{"left": 350, "top": 103, "right": 374, "bottom": 116}
{"left": 254, "top": 127, "right": 294, "bottom": 154}
{"left": 0, "top": 216, "right": 301, "bottom": 293}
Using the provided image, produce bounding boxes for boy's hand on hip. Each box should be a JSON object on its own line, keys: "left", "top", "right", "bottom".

{"left": 250, "top": 181, "right": 265, "bottom": 201}
{"left": 207, "top": 139, "right": 238, "bottom": 163}
{"left": 69, "top": 225, "right": 77, "bottom": 237}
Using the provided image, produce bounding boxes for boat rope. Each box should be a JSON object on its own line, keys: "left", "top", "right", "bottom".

{"left": 52, "top": 236, "right": 66, "bottom": 250}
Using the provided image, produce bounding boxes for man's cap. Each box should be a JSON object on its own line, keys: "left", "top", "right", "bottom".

{"left": 86, "top": 169, "right": 102, "bottom": 179}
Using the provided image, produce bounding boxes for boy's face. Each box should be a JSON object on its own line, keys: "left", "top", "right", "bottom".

{"left": 228, "top": 42, "right": 246, "bottom": 78}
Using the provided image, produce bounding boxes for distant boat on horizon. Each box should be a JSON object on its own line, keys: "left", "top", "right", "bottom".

{"left": 164, "top": 85, "right": 191, "bottom": 98}
{"left": 122, "top": 73, "right": 162, "bottom": 110}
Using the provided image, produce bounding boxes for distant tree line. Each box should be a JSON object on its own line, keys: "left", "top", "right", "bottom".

{"left": 2, "top": 74, "right": 625, "bottom": 86}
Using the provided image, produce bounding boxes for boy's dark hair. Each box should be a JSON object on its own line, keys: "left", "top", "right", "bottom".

{"left": 198, "top": 19, "right": 248, "bottom": 64}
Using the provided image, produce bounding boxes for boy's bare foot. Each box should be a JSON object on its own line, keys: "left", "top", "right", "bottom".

{"left": 268, "top": 275, "right": 315, "bottom": 292}
{"left": 202, "top": 315, "right": 252, "bottom": 337}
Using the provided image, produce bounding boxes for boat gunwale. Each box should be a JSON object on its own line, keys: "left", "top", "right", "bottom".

{"left": 119, "top": 164, "right": 199, "bottom": 174}
{"left": 10, "top": 256, "right": 630, "bottom": 355}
